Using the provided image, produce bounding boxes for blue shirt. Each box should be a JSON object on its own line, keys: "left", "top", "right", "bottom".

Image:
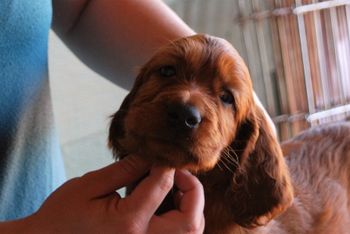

{"left": 0, "top": 0, "right": 66, "bottom": 220}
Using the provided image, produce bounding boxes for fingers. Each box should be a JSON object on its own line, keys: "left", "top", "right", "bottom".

{"left": 199, "top": 215, "right": 205, "bottom": 234}
{"left": 79, "top": 155, "right": 151, "bottom": 198}
{"left": 174, "top": 169, "right": 204, "bottom": 220}
{"left": 150, "top": 170, "right": 204, "bottom": 233}
{"left": 174, "top": 190, "right": 184, "bottom": 209}
{"left": 120, "top": 167, "right": 175, "bottom": 221}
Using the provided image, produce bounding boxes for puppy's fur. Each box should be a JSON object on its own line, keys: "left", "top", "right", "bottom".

{"left": 109, "top": 34, "right": 350, "bottom": 233}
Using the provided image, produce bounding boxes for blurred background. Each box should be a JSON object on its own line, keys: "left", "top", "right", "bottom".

{"left": 49, "top": 0, "right": 350, "bottom": 178}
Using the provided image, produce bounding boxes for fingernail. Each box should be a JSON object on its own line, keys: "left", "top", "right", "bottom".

{"left": 179, "top": 169, "right": 192, "bottom": 175}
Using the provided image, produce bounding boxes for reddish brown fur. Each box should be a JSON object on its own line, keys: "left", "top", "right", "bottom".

{"left": 108, "top": 35, "right": 350, "bottom": 233}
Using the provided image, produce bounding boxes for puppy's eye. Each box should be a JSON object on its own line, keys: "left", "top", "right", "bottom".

{"left": 220, "top": 90, "right": 234, "bottom": 105}
{"left": 159, "top": 66, "right": 176, "bottom": 77}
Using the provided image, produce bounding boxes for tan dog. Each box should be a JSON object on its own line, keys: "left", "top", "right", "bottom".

{"left": 109, "top": 34, "right": 350, "bottom": 233}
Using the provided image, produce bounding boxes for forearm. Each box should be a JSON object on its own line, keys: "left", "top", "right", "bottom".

{"left": 0, "top": 215, "right": 38, "bottom": 234}
{"left": 52, "top": 0, "right": 194, "bottom": 89}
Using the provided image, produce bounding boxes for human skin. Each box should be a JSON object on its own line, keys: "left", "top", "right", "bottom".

{"left": 0, "top": 156, "right": 205, "bottom": 233}
{"left": 52, "top": 0, "right": 195, "bottom": 89}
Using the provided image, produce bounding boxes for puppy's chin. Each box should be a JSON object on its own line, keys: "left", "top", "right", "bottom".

{"left": 117, "top": 134, "right": 221, "bottom": 173}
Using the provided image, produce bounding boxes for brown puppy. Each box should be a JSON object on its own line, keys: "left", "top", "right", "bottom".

{"left": 109, "top": 34, "right": 350, "bottom": 233}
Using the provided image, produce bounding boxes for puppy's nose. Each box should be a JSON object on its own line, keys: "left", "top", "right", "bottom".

{"left": 167, "top": 104, "right": 202, "bottom": 129}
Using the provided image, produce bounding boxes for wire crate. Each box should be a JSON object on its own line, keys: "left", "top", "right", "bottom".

{"left": 167, "top": 0, "right": 350, "bottom": 140}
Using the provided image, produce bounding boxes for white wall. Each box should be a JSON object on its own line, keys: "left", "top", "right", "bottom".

{"left": 49, "top": 32, "right": 127, "bottom": 179}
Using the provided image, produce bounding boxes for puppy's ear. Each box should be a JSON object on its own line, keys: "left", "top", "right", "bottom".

{"left": 108, "top": 70, "right": 146, "bottom": 159}
{"left": 229, "top": 104, "right": 293, "bottom": 228}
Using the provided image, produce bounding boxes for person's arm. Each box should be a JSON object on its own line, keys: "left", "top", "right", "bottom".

{"left": 0, "top": 216, "right": 35, "bottom": 233}
{"left": 52, "top": 0, "right": 195, "bottom": 89}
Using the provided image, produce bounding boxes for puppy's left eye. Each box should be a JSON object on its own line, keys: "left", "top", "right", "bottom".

{"left": 220, "top": 90, "right": 234, "bottom": 105}
{"left": 159, "top": 66, "right": 176, "bottom": 77}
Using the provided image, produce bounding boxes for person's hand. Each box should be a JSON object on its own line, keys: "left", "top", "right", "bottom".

{"left": 18, "top": 155, "right": 204, "bottom": 234}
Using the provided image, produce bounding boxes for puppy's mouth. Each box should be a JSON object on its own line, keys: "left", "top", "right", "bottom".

{"left": 120, "top": 130, "right": 220, "bottom": 172}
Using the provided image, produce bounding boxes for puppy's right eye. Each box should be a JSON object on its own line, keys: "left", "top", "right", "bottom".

{"left": 220, "top": 90, "right": 234, "bottom": 105}
{"left": 159, "top": 66, "right": 176, "bottom": 77}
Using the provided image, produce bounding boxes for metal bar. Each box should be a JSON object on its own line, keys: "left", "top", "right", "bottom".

{"left": 269, "top": 15, "right": 289, "bottom": 114}
{"left": 238, "top": 0, "right": 350, "bottom": 23}
{"left": 307, "top": 104, "right": 350, "bottom": 122}
{"left": 295, "top": 0, "right": 316, "bottom": 114}
{"left": 338, "top": 6, "right": 350, "bottom": 101}
{"left": 330, "top": 7, "right": 346, "bottom": 104}
{"left": 322, "top": 8, "right": 339, "bottom": 105}
{"left": 237, "top": 10, "right": 271, "bottom": 23}
{"left": 275, "top": 2, "right": 300, "bottom": 127}
{"left": 293, "top": 0, "right": 350, "bottom": 15}
{"left": 273, "top": 112, "right": 307, "bottom": 124}
{"left": 345, "top": 5, "right": 350, "bottom": 100}
{"left": 237, "top": 7, "right": 293, "bottom": 23}
{"left": 268, "top": 0, "right": 291, "bottom": 140}
{"left": 313, "top": 8, "right": 330, "bottom": 109}
{"left": 346, "top": 5, "right": 350, "bottom": 43}
{"left": 272, "top": 7, "right": 294, "bottom": 16}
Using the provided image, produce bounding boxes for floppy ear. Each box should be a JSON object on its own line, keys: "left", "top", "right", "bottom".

{"left": 229, "top": 105, "right": 294, "bottom": 228}
{"left": 108, "top": 70, "right": 146, "bottom": 159}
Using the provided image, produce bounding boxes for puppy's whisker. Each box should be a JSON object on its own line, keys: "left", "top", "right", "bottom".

{"left": 222, "top": 153, "right": 239, "bottom": 168}
{"left": 221, "top": 158, "right": 236, "bottom": 173}
{"left": 227, "top": 146, "right": 240, "bottom": 161}
{"left": 216, "top": 161, "right": 224, "bottom": 171}
{"left": 218, "top": 157, "right": 234, "bottom": 173}
{"left": 227, "top": 145, "right": 245, "bottom": 153}
{"left": 221, "top": 149, "right": 233, "bottom": 163}
{"left": 221, "top": 147, "right": 241, "bottom": 172}
{"left": 223, "top": 157, "right": 239, "bottom": 173}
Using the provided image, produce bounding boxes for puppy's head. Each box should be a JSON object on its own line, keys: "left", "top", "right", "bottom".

{"left": 109, "top": 34, "right": 293, "bottom": 228}
{"left": 109, "top": 34, "right": 254, "bottom": 172}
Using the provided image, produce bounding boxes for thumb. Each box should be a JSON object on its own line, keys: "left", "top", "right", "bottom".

{"left": 79, "top": 155, "right": 151, "bottom": 198}
{"left": 121, "top": 167, "right": 175, "bottom": 221}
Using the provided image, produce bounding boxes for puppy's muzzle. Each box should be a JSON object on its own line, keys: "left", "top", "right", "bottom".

{"left": 167, "top": 103, "right": 202, "bottom": 130}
